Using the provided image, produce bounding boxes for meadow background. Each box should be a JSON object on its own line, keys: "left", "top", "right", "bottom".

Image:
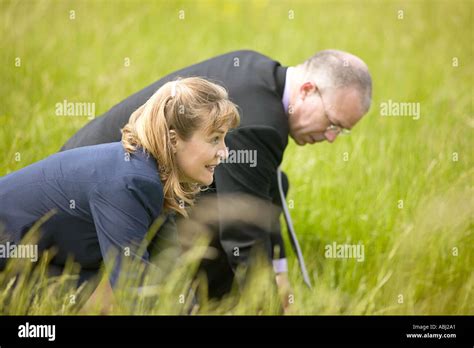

{"left": 0, "top": 0, "right": 472, "bottom": 315}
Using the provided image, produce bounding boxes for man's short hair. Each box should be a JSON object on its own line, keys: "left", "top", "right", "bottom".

{"left": 300, "top": 49, "right": 372, "bottom": 112}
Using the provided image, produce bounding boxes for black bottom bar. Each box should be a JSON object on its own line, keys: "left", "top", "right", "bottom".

{"left": 1, "top": 315, "right": 472, "bottom": 346}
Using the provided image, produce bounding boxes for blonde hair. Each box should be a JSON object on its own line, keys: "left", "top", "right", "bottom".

{"left": 121, "top": 77, "right": 240, "bottom": 217}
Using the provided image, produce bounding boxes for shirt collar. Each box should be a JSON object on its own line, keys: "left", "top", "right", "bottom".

{"left": 282, "top": 67, "right": 293, "bottom": 115}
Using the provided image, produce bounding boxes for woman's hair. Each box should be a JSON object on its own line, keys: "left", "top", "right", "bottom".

{"left": 121, "top": 77, "right": 240, "bottom": 217}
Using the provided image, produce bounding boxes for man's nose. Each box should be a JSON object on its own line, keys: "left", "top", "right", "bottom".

{"left": 325, "top": 131, "right": 339, "bottom": 143}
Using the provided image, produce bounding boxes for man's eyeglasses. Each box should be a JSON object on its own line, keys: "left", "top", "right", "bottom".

{"left": 325, "top": 124, "right": 351, "bottom": 135}
{"left": 315, "top": 85, "right": 351, "bottom": 136}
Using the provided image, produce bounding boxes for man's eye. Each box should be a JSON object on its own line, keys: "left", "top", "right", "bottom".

{"left": 212, "top": 136, "right": 220, "bottom": 143}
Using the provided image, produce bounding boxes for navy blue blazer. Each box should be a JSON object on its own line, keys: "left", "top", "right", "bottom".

{"left": 0, "top": 142, "right": 164, "bottom": 286}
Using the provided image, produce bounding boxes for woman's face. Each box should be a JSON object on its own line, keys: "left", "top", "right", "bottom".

{"left": 174, "top": 127, "right": 229, "bottom": 186}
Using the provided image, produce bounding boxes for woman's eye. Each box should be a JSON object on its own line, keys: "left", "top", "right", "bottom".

{"left": 212, "top": 136, "right": 220, "bottom": 144}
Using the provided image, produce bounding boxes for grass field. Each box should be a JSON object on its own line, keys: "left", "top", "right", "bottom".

{"left": 0, "top": 0, "right": 472, "bottom": 315}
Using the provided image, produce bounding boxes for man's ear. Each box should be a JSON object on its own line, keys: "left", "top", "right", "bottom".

{"left": 169, "top": 129, "right": 178, "bottom": 153}
{"left": 300, "top": 81, "right": 316, "bottom": 99}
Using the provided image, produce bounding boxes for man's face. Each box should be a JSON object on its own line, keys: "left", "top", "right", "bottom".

{"left": 289, "top": 83, "right": 366, "bottom": 145}
{"left": 174, "top": 127, "right": 228, "bottom": 186}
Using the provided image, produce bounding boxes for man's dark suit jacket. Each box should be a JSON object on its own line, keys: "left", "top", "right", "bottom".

{"left": 62, "top": 50, "right": 290, "bottom": 298}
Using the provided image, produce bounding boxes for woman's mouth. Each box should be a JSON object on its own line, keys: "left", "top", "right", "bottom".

{"left": 205, "top": 164, "right": 217, "bottom": 173}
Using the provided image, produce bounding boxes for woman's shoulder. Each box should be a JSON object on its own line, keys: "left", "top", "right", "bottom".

{"left": 72, "top": 142, "right": 160, "bottom": 182}
{"left": 61, "top": 142, "right": 163, "bottom": 199}
{"left": 90, "top": 173, "right": 164, "bottom": 219}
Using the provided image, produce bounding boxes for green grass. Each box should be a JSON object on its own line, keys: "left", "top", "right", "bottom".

{"left": 0, "top": 0, "right": 472, "bottom": 315}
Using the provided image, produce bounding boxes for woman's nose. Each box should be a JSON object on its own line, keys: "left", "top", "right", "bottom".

{"left": 217, "top": 145, "right": 228, "bottom": 161}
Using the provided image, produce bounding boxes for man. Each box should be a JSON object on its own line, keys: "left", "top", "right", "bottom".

{"left": 61, "top": 49, "right": 372, "bottom": 306}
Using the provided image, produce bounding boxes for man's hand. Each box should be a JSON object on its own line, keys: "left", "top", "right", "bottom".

{"left": 275, "top": 272, "right": 293, "bottom": 314}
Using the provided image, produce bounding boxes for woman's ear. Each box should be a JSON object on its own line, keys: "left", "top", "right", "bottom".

{"left": 169, "top": 130, "right": 178, "bottom": 153}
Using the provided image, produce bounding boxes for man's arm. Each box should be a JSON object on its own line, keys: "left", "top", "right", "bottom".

{"left": 214, "top": 126, "right": 286, "bottom": 284}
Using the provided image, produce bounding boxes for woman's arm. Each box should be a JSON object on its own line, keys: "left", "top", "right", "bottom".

{"left": 87, "top": 176, "right": 163, "bottom": 309}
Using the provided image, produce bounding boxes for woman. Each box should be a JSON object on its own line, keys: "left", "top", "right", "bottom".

{"left": 0, "top": 77, "right": 240, "bottom": 296}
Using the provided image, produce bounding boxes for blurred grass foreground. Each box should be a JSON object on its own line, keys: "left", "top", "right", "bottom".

{"left": 0, "top": 0, "right": 473, "bottom": 315}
